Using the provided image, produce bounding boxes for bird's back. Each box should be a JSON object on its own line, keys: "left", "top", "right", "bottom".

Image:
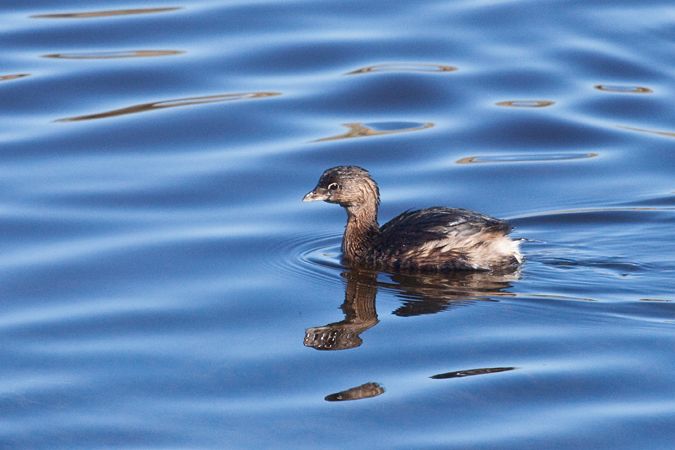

{"left": 377, "top": 207, "right": 520, "bottom": 271}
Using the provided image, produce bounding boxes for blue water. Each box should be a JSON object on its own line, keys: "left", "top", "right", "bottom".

{"left": 1, "top": 1, "right": 674, "bottom": 449}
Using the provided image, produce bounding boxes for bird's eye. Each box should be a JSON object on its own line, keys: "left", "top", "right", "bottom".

{"left": 327, "top": 183, "right": 339, "bottom": 191}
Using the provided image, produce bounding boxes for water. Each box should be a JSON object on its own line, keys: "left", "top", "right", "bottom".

{"left": 1, "top": 1, "right": 674, "bottom": 449}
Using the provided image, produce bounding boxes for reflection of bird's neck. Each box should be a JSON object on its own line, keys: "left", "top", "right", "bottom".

{"left": 341, "top": 270, "right": 378, "bottom": 323}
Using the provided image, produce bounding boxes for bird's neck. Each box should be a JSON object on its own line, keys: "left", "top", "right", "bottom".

{"left": 342, "top": 203, "right": 380, "bottom": 262}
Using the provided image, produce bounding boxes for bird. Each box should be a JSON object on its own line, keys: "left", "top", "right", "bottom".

{"left": 303, "top": 166, "right": 522, "bottom": 272}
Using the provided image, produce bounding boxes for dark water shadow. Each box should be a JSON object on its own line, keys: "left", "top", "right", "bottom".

{"left": 430, "top": 366, "right": 516, "bottom": 379}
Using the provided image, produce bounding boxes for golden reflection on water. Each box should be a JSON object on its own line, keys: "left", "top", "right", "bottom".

{"left": 457, "top": 153, "right": 598, "bottom": 164}
{"left": 315, "top": 122, "right": 434, "bottom": 142}
{"left": 595, "top": 85, "right": 653, "bottom": 94}
{"left": 31, "top": 7, "right": 182, "bottom": 19}
{"left": 346, "top": 63, "right": 457, "bottom": 74}
{"left": 57, "top": 92, "right": 282, "bottom": 122}
{"left": 43, "top": 50, "right": 183, "bottom": 59}
{"left": 496, "top": 100, "right": 555, "bottom": 107}
{"left": 0, "top": 74, "right": 30, "bottom": 81}
{"left": 617, "top": 125, "right": 675, "bottom": 138}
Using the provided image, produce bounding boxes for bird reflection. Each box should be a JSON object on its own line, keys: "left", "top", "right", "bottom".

{"left": 325, "top": 382, "right": 385, "bottom": 402}
{"left": 386, "top": 270, "right": 519, "bottom": 316}
{"left": 307, "top": 268, "right": 520, "bottom": 401}
{"left": 304, "top": 268, "right": 518, "bottom": 351}
{"left": 304, "top": 269, "right": 379, "bottom": 351}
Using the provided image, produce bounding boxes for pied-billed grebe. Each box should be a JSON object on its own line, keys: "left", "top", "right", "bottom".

{"left": 303, "top": 166, "right": 523, "bottom": 272}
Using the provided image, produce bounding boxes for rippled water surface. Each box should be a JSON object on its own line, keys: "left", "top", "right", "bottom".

{"left": 2, "top": 1, "right": 674, "bottom": 449}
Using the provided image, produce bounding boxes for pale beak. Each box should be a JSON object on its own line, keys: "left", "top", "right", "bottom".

{"left": 303, "top": 188, "right": 329, "bottom": 202}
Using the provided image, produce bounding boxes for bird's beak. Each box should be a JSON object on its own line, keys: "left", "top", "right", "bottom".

{"left": 303, "top": 188, "right": 329, "bottom": 202}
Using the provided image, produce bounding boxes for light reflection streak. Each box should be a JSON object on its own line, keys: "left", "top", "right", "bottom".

{"left": 0, "top": 74, "right": 30, "bottom": 81}
{"left": 43, "top": 50, "right": 183, "bottom": 59}
{"left": 346, "top": 63, "right": 457, "bottom": 74}
{"left": 57, "top": 92, "right": 282, "bottom": 122}
{"left": 31, "top": 8, "right": 182, "bottom": 19}
{"left": 595, "top": 85, "right": 652, "bottom": 94}
{"left": 496, "top": 100, "right": 555, "bottom": 107}
{"left": 457, "top": 153, "right": 598, "bottom": 164}
{"left": 315, "top": 122, "right": 433, "bottom": 142}
{"left": 617, "top": 125, "right": 675, "bottom": 138}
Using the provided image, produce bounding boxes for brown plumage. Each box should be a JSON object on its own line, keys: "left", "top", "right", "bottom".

{"left": 303, "top": 166, "right": 522, "bottom": 272}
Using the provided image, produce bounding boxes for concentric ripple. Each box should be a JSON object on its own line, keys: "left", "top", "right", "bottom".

{"left": 268, "top": 231, "right": 345, "bottom": 285}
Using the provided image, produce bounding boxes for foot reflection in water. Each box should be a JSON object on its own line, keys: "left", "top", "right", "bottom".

{"left": 304, "top": 268, "right": 520, "bottom": 401}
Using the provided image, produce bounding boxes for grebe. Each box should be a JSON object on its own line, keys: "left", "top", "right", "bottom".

{"left": 303, "top": 166, "right": 522, "bottom": 272}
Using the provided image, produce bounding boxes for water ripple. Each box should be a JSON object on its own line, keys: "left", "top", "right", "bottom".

{"left": 456, "top": 153, "right": 598, "bottom": 164}
{"left": 496, "top": 100, "right": 555, "bottom": 107}
{"left": 314, "top": 121, "right": 433, "bottom": 142}
{"left": 43, "top": 50, "right": 183, "bottom": 59}
{"left": 31, "top": 7, "right": 182, "bottom": 19}
{"left": 57, "top": 92, "right": 282, "bottom": 122}
{"left": 0, "top": 222, "right": 273, "bottom": 271}
{"left": 4, "top": 0, "right": 675, "bottom": 447}
{"left": 267, "top": 231, "right": 344, "bottom": 285}
{"left": 594, "top": 85, "right": 653, "bottom": 94}
{"left": 346, "top": 63, "right": 457, "bottom": 74}
{"left": 617, "top": 125, "right": 675, "bottom": 138}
